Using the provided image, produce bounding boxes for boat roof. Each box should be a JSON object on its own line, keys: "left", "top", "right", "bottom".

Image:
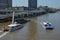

{"left": 43, "top": 22, "right": 51, "bottom": 25}
{"left": 43, "top": 22, "right": 47, "bottom": 24}
{"left": 8, "top": 23, "right": 21, "bottom": 27}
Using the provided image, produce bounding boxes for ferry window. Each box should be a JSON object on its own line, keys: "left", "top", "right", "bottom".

{"left": 49, "top": 24, "right": 51, "bottom": 26}
{"left": 45, "top": 24, "right": 48, "bottom": 26}
{"left": 12, "top": 27, "right": 14, "bottom": 28}
{"left": 16, "top": 25, "right": 19, "bottom": 27}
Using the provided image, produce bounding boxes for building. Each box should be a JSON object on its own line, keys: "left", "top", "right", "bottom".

{"left": 9, "top": 6, "right": 28, "bottom": 11}
{"left": 0, "top": 0, "right": 12, "bottom": 9}
{"left": 28, "top": 0, "right": 37, "bottom": 10}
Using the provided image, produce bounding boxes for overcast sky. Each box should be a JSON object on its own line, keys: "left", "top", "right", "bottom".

{"left": 12, "top": 0, "right": 60, "bottom": 8}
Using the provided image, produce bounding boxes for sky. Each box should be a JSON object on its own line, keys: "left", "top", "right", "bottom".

{"left": 12, "top": 0, "right": 60, "bottom": 8}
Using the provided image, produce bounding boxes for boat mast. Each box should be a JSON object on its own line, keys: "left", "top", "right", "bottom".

{"left": 12, "top": 12, "right": 14, "bottom": 24}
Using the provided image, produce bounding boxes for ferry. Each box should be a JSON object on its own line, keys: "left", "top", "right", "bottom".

{"left": 3, "top": 12, "right": 23, "bottom": 32}
{"left": 43, "top": 22, "right": 54, "bottom": 29}
{"left": 3, "top": 22, "right": 23, "bottom": 32}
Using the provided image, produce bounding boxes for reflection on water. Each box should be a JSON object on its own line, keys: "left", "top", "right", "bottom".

{"left": 0, "top": 22, "right": 11, "bottom": 27}
{"left": 45, "top": 29, "right": 54, "bottom": 32}
{"left": 27, "top": 18, "right": 37, "bottom": 40}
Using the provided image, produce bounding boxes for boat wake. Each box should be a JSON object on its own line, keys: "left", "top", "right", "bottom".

{"left": 0, "top": 31, "right": 3, "bottom": 32}
{"left": 0, "top": 32, "right": 9, "bottom": 38}
{"left": 40, "top": 22, "right": 46, "bottom": 29}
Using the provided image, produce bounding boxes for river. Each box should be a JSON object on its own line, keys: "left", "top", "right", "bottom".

{"left": 0, "top": 12, "right": 60, "bottom": 40}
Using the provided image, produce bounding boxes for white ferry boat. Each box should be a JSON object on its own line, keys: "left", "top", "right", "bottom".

{"left": 3, "top": 12, "right": 23, "bottom": 32}
{"left": 43, "top": 22, "right": 54, "bottom": 29}
{"left": 4, "top": 22, "right": 23, "bottom": 32}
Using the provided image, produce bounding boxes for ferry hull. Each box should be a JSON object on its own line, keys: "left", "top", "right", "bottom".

{"left": 42, "top": 22, "right": 54, "bottom": 30}
{"left": 10, "top": 26, "right": 23, "bottom": 32}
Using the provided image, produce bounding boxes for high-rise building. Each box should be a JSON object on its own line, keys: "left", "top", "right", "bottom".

{"left": 28, "top": 0, "right": 37, "bottom": 10}
{"left": 0, "top": 0, "right": 12, "bottom": 9}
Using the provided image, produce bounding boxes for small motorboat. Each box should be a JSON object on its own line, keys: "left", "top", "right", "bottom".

{"left": 43, "top": 22, "right": 54, "bottom": 29}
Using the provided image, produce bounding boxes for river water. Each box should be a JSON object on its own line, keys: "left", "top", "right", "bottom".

{"left": 0, "top": 12, "right": 60, "bottom": 40}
